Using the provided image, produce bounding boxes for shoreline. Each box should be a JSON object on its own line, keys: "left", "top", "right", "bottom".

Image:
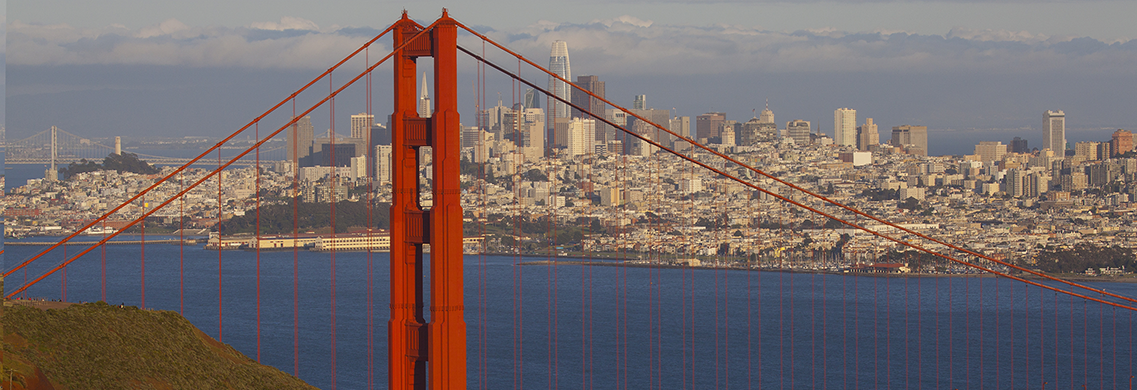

{"left": 516, "top": 259, "right": 1137, "bottom": 283}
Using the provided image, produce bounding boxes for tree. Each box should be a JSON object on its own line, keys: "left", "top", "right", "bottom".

{"left": 103, "top": 153, "right": 160, "bottom": 175}
{"left": 898, "top": 197, "right": 921, "bottom": 211}
{"left": 61, "top": 153, "right": 159, "bottom": 179}
{"left": 522, "top": 169, "right": 549, "bottom": 182}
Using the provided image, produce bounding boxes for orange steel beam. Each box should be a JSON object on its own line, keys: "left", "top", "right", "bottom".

{"left": 390, "top": 10, "right": 466, "bottom": 390}
{"left": 453, "top": 25, "right": 1137, "bottom": 308}
{"left": 457, "top": 44, "right": 1137, "bottom": 313}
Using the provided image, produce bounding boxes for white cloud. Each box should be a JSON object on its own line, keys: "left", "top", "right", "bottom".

{"left": 135, "top": 18, "right": 191, "bottom": 39}
{"left": 7, "top": 19, "right": 379, "bottom": 69}
{"left": 7, "top": 16, "right": 1136, "bottom": 77}
{"left": 248, "top": 17, "right": 320, "bottom": 32}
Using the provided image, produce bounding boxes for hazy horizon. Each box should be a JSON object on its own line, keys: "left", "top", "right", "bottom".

{"left": 6, "top": 1, "right": 1137, "bottom": 156}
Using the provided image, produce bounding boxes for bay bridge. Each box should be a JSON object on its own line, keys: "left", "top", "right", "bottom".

{"left": 4, "top": 125, "right": 285, "bottom": 166}
{"left": 5, "top": 10, "right": 1137, "bottom": 390}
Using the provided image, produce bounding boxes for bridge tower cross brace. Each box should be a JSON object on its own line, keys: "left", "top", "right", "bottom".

{"left": 389, "top": 11, "right": 466, "bottom": 390}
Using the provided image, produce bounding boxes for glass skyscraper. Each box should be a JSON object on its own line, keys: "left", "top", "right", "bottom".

{"left": 548, "top": 40, "right": 571, "bottom": 120}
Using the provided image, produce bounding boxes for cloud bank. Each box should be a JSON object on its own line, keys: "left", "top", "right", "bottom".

{"left": 7, "top": 17, "right": 384, "bottom": 70}
{"left": 8, "top": 15, "right": 1137, "bottom": 77}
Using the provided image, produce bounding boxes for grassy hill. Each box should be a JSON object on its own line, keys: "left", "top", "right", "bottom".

{"left": 1, "top": 300, "right": 315, "bottom": 389}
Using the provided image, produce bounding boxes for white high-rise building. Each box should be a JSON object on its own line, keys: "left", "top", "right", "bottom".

{"left": 567, "top": 118, "right": 596, "bottom": 158}
{"left": 834, "top": 108, "right": 857, "bottom": 147}
{"left": 759, "top": 99, "right": 774, "bottom": 124}
{"left": 419, "top": 74, "right": 432, "bottom": 118}
{"left": 349, "top": 155, "right": 367, "bottom": 181}
{"left": 350, "top": 113, "right": 373, "bottom": 139}
{"left": 548, "top": 41, "right": 571, "bottom": 119}
{"left": 1043, "top": 110, "right": 1065, "bottom": 153}
{"left": 375, "top": 144, "right": 392, "bottom": 184}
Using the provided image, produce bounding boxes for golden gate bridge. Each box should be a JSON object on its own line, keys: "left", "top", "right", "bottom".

{"left": 5, "top": 10, "right": 1137, "bottom": 389}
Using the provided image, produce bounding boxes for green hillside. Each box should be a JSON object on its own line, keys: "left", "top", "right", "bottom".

{"left": 1, "top": 301, "right": 315, "bottom": 390}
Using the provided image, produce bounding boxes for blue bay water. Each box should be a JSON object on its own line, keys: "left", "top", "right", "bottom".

{"left": 6, "top": 238, "right": 1137, "bottom": 389}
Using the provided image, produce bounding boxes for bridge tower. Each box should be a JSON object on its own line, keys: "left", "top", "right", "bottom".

{"left": 45, "top": 125, "right": 59, "bottom": 181}
{"left": 388, "top": 11, "right": 465, "bottom": 390}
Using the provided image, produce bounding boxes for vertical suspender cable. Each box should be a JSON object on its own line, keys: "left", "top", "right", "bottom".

{"left": 329, "top": 74, "right": 338, "bottom": 390}
{"left": 62, "top": 246, "right": 67, "bottom": 302}
{"left": 255, "top": 121, "right": 262, "bottom": 363}
{"left": 365, "top": 45, "right": 374, "bottom": 390}
{"left": 292, "top": 97, "right": 301, "bottom": 377}
{"left": 180, "top": 173, "right": 185, "bottom": 315}
{"left": 218, "top": 147, "right": 223, "bottom": 341}
{"left": 102, "top": 219, "right": 107, "bottom": 302}
{"left": 141, "top": 194, "right": 146, "bottom": 309}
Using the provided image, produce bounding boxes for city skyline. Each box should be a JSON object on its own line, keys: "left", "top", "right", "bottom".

{"left": 5, "top": 3, "right": 1137, "bottom": 156}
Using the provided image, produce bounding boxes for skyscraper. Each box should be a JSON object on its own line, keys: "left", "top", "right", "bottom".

{"left": 890, "top": 125, "right": 928, "bottom": 155}
{"left": 786, "top": 120, "right": 811, "bottom": 145}
{"left": 1111, "top": 129, "right": 1133, "bottom": 157}
{"left": 375, "top": 144, "right": 392, "bottom": 184}
{"left": 856, "top": 118, "right": 879, "bottom": 151}
{"left": 633, "top": 95, "right": 646, "bottom": 110}
{"left": 288, "top": 116, "right": 315, "bottom": 166}
{"left": 548, "top": 41, "right": 571, "bottom": 119}
{"left": 759, "top": 99, "right": 774, "bottom": 124}
{"left": 1043, "top": 110, "right": 1065, "bottom": 153}
{"left": 503, "top": 107, "right": 546, "bottom": 161}
{"left": 833, "top": 108, "right": 857, "bottom": 147}
{"left": 351, "top": 113, "right": 374, "bottom": 139}
{"left": 523, "top": 88, "right": 540, "bottom": 109}
{"left": 571, "top": 75, "right": 605, "bottom": 118}
{"left": 566, "top": 118, "right": 596, "bottom": 157}
{"left": 696, "top": 112, "right": 726, "bottom": 142}
{"left": 419, "top": 74, "right": 432, "bottom": 118}
{"left": 1011, "top": 136, "right": 1029, "bottom": 153}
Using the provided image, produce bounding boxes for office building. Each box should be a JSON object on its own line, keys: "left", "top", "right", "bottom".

{"left": 670, "top": 116, "right": 691, "bottom": 140}
{"left": 288, "top": 116, "right": 315, "bottom": 166}
{"left": 375, "top": 144, "right": 392, "bottom": 184}
{"left": 1075, "top": 141, "right": 1100, "bottom": 162}
{"left": 524, "top": 88, "right": 540, "bottom": 109}
{"left": 566, "top": 118, "right": 596, "bottom": 157}
{"left": 786, "top": 120, "right": 811, "bottom": 145}
{"left": 548, "top": 41, "right": 572, "bottom": 119}
{"left": 696, "top": 112, "right": 726, "bottom": 142}
{"left": 974, "top": 141, "right": 1008, "bottom": 163}
{"left": 351, "top": 113, "right": 374, "bottom": 139}
{"left": 633, "top": 95, "right": 647, "bottom": 110}
{"left": 503, "top": 107, "right": 546, "bottom": 161}
{"left": 759, "top": 100, "right": 774, "bottom": 124}
{"left": 891, "top": 125, "right": 928, "bottom": 154}
{"left": 479, "top": 98, "right": 511, "bottom": 138}
{"left": 856, "top": 118, "right": 879, "bottom": 151}
{"left": 1043, "top": 110, "right": 1065, "bottom": 152}
{"left": 1111, "top": 129, "right": 1133, "bottom": 157}
{"left": 571, "top": 75, "right": 606, "bottom": 139}
{"left": 1011, "top": 137, "right": 1029, "bottom": 153}
{"left": 833, "top": 108, "right": 857, "bottom": 147}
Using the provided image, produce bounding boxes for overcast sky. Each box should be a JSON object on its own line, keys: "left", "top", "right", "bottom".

{"left": 6, "top": 0, "right": 1137, "bottom": 155}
